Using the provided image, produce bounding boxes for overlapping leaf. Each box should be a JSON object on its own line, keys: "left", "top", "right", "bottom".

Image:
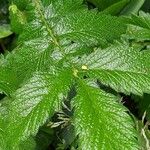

{"left": 87, "top": 0, "right": 145, "bottom": 15}
{"left": 125, "top": 11, "right": 150, "bottom": 41}
{"left": 87, "top": 0, "right": 121, "bottom": 10}
{"left": 73, "top": 80, "right": 139, "bottom": 150}
{"left": 3, "top": 69, "right": 72, "bottom": 148}
{"left": 73, "top": 42, "right": 150, "bottom": 95}
{"left": 120, "top": 0, "right": 145, "bottom": 15}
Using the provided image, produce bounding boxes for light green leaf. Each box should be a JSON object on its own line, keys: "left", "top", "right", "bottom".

{"left": 72, "top": 80, "right": 139, "bottom": 150}
{"left": 120, "top": 0, "right": 145, "bottom": 15}
{"left": 0, "top": 24, "right": 12, "bottom": 39}
{"left": 87, "top": 0, "right": 121, "bottom": 10}
{"left": 102, "top": 0, "right": 130, "bottom": 15}
{"left": 124, "top": 11, "right": 150, "bottom": 41}
{"left": 125, "top": 25, "right": 150, "bottom": 41}
{"left": 9, "top": 4, "right": 27, "bottom": 34}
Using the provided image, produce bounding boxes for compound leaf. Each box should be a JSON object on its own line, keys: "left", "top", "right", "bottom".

{"left": 0, "top": 0, "right": 126, "bottom": 95}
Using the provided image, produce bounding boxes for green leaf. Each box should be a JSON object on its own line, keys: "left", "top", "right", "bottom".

{"left": 0, "top": 44, "right": 52, "bottom": 94}
{"left": 74, "top": 42, "right": 150, "bottom": 95}
{"left": 2, "top": 69, "right": 72, "bottom": 148}
{"left": 16, "top": 0, "right": 126, "bottom": 45}
{"left": 87, "top": 0, "right": 121, "bottom": 10}
{"left": 129, "top": 11, "right": 150, "bottom": 29}
{"left": 0, "top": 120, "right": 6, "bottom": 150}
{"left": 102, "top": 0, "right": 130, "bottom": 15}
{"left": 124, "top": 11, "right": 150, "bottom": 41}
{"left": 9, "top": 0, "right": 30, "bottom": 10}
{"left": 72, "top": 80, "right": 139, "bottom": 150}
{"left": 120, "top": 0, "right": 145, "bottom": 15}
{"left": 9, "top": 4, "right": 27, "bottom": 33}
{"left": 0, "top": 24, "right": 12, "bottom": 39}
{"left": 0, "top": 68, "right": 18, "bottom": 95}
{"left": 126, "top": 25, "right": 150, "bottom": 41}
{"left": 88, "top": 0, "right": 145, "bottom": 15}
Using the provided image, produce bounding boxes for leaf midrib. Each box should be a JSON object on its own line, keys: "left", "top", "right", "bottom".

{"left": 33, "top": 0, "right": 60, "bottom": 47}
